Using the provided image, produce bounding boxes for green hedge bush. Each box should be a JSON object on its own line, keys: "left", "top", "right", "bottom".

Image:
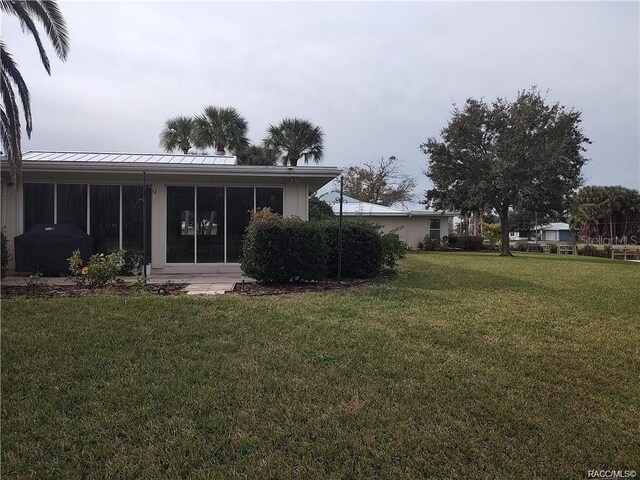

{"left": 380, "top": 231, "right": 406, "bottom": 269}
{"left": 455, "top": 235, "right": 484, "bottom": 251}
{"left": 1, "top": 228, "right": 9, "bottom": 279}
{"left": 422, "top": 236, "right": 437, "bottom": 251}
{"left": 578, "top": 245, "right": 611, "bottom": 258}
{"left": 241, "top": 212, "right": 397, "bottom": 282}
{"left": 241, "top": 210, "right": 327, "bottom": 283}
{"left": 324, "top": 219, "right": 383, "bottom": 278}
{"left": 512, "top": 241, "right": 529, "bottom": 252}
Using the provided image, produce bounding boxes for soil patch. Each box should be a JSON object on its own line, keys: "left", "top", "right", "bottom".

{"left": 231, "top": 270, "right": 396, "bottom": 296}
{"left": 1, "top": 282, "right": 187, "bottom": 299}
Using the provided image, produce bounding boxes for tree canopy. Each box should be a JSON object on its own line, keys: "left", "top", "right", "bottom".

{"left": 569, "top": 185, "right": 640, "bottom": 242}
{"left": 309, "top": 196, "right": 335, "bottom": 221}
{"left": 193, "top": 106, "right": 249, "bottom": 155}
{"left": 264, "top": 118, "right": 324, "bottom": 167}
{"left": 422, "top": 88, "right": 590, "bottom": 255}
{"left": 343, "top": 156, "right": 416, "bottom": 206}
{"left": 159, "top": 116, "right": 194, "bottom": 154}
{"left": 235, "top": 145, "right": 278, "bottom": 166}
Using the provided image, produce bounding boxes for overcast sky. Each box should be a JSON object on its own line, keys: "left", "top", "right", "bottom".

{"left": 3, "top": 1, "right": 639, "bottom": 196}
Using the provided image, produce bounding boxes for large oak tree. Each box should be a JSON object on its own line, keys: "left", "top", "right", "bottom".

{"left": 422, "top": 88, "right": 590, "bottom": 255}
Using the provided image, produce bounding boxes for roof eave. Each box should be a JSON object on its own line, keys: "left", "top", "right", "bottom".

{"left": 1, "top": 160, "right": 342, "bottom": 179}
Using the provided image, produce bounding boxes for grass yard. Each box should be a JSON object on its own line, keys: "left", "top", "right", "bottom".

{"left": 2, "top": 253, "right": 639, "bottom": 479}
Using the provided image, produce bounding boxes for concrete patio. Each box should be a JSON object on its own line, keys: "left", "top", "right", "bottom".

{"left": 1, "top": 272, "right": 254, "bottom": 295}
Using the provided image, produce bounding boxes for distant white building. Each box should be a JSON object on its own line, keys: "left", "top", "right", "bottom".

{"left": 509, "top": 222, "right": 579, "bottom": 243}
{"left": 318, "top": 191, "right": 457, "bottom": 249}
{"left": 539, "top": 222, "right": 578, "bottom": 242}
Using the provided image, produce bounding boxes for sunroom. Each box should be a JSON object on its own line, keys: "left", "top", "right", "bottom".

{"left": 0, "top": 151, "right": 341, "bottom": 274}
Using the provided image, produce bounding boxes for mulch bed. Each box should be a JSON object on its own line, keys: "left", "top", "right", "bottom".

{"left": 1, "top": 282, "right": 188, "bottom": 299}
{"left": 232, "top": 270, "right": 397, "bottom": 296}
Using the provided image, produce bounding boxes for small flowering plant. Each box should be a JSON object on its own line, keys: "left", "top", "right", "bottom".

{"left": 68, "top": 249, "right": 124, "bottom": 287}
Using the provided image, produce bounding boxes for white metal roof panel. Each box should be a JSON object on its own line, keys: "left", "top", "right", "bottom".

{"left": 21, "top": 150, "right": 237, "bottom": 165}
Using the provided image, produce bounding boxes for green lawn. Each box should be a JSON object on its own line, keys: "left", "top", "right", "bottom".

{"left": 2, "top": 253, "right": 639, "bottom": 479}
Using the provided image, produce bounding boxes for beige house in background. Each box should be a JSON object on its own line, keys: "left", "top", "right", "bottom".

{"left": 1, "top": 151, "right": 340, "bottom": 274}
{"left": 322, "top": 193, "right": 456, "bottom": 249}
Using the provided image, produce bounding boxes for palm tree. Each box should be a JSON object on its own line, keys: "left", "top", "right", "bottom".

{"left": 264, "top": 118, "right": 324, "bottom": 167}
{"left": 1, "top": 0, "right": 69, "bottom": 182}
{"left": 236, "top": 145, "right": 278, "bottom": 166}
{"left": 159, "top": 116, "right": 194, "bottom": 154}
{"left": 192, "top": 106, "right": 249, "bottom": 155}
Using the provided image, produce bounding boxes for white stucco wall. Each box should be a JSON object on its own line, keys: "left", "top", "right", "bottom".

{"left": 352, "top": 215, "right": 450, "bottom": 249}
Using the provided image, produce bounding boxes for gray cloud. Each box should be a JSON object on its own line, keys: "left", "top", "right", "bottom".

{"left": 4, "top": 1, "right": 639, "bottom": 194}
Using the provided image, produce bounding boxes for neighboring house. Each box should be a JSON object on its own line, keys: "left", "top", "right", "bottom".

{"left": 508, "top": 222, "right": 579, "bottom": 242}
{"left": 509, "top": 229, "right": 533, "bottom": 241}
{"left": 0, "top": 151, "right": 340, "bottom": 273}
{"left": 320, "top": 192, "right": 456, "bottom": 249}
{"left": 538, "top": 222, "right": 578, "bottom": 242}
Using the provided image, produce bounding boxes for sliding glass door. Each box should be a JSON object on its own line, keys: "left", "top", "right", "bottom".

{"left": 226, "top": 187, "right": 254, "bottom": 263}
{"left": 197, "top": 187, "right": 225, "bottom": 263}
{"left": 165, "top": 185, "right": 283, "bottom": 264}
{"left": 166, "top": 186, "right": 195, "bottom": 263}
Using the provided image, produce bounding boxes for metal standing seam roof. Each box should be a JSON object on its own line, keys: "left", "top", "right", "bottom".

{"left": 322, "top": 192, "right": 455, "bottom": 217}
{"left": 539, "top": 222, "right": 571, "bottom": 231}
{"left": 20, "top": 150, "right": 237, "bottom": 165}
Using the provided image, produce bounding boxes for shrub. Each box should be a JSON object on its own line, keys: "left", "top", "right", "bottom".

{"left": 447, "top": 234, "right": 458, "bottom": 247}
{"left": 578, "top": 245, "right": 609, "bottom": 258}
{"left": 121, "top": 250, "right": 143, "bottom": 275}
{"left": 309, "top": 196, "right": 335, "bottom": 222}
{"left": 1, "top": 228, "right": 9, "bottom": 279}
{"left": 422, "top": 236, "right": 437, "bottom": 251}
{"left": 578, "top": 244, "right": 612, "bottom": 258}
{"left": 482, "top": 222, "right": 502, "bottom": 246}
{"left": 380, "top": 231, "right": 406, "bottom": 269}
{"left": 241, "top": 209, "right": 327, "bottom": 283}
{"left": 513, "top": 241, "right": 528, "bottom": 252}
{"left": 456, "top": 235, "right": 484, "bottom": 251}
{"left": 68, "top": 249, "right": 124, "bottom": 287}
{"left": 324, "top": 219, "right": 383, "bottom": 278}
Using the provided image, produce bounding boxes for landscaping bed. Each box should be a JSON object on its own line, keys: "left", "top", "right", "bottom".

{"left": 232, "top": 270, "right": 396, "bottom": 296}
{"left": 0, "top": 282, "right": 187, "bottom": 299}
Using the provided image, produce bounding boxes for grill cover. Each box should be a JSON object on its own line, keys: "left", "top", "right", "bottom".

{"left": 14, "top": 224, "right": 92, "bottom": 275}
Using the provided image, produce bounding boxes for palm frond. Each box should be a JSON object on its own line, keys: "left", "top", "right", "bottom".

{"left": 1, "top": 42, "right": 32, "bottom": 136}
{"left": 264, "top": 118, "right": 324, "bottom": 166}
{"left": 193, "top": 106, "right": 249, "bottom": 154}
{"left": 23, "top": 0, "right": 70, "bottom": 61}
{"left": 159, "top": 116, "right": 194, "bottom": 154}
{"left": 1, "top": 71, "right": 23, "bottom": 183}
{"left": 2, "top": 0, "right": 52, "bottom": 74}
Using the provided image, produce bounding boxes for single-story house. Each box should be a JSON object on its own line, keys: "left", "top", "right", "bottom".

{"left": 1, "top": 150, "right": 341, "bottom": 274}
{"left": 508, "top": 222, "right": 579, "bottom": 243}
{"left": 319, "top": 192, "right": 456, "bottom": 249}
{"left": 538, "top": 222, "right": 578, "bottom": 242}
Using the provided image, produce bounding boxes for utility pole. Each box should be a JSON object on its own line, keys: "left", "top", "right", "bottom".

{"left": 142, "top": 171, "right": 147, "bottom": 278}
{"left": 337, "top": 176, "right": 343, "bottom": 281}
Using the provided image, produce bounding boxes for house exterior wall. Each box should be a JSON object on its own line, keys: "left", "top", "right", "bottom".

{"left": 541, "top": 230, "right": 576, "bottom": 242}
{"left": 1, "top": 171, "right": 311, "bottom": 273}
{"left": 353, "top": 215, "right": 451, "bottom": 249}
